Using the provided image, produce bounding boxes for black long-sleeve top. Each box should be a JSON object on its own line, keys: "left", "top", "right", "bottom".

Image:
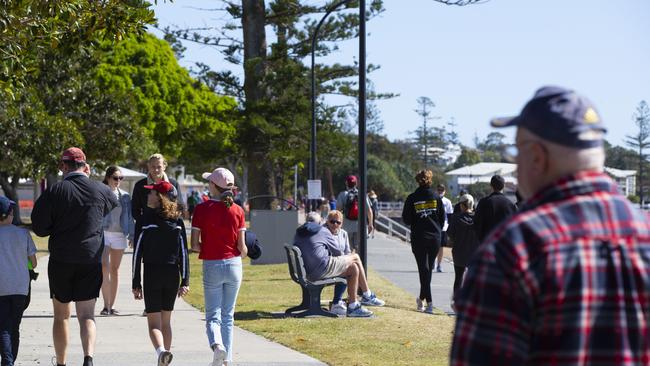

{"left": 132, "top": 210, "right": 189, "bottom": 289}
{"left": 31, "top": 173, "right": 118, "bottom": 263}
{"left": 401, "top": 186, "right": 446, "bottom": 245}
{"left": 473, "top": 191, "right": 517, "bottom": 243}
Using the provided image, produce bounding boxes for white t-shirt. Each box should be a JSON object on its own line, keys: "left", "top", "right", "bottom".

{"left": 441, "top": 196, "right": 453, "bottom": 231}
{"left": 0, "top": 225, "right": 37, "bottom": 296}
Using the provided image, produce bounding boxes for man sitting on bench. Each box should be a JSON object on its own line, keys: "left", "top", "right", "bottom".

{"left": 293, "top": 213, "right": 385, "bottom": 317}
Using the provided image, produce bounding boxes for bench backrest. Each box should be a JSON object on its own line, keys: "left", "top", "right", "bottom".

{"left": 284, "top": 245, "right": 302, "bottom": 284}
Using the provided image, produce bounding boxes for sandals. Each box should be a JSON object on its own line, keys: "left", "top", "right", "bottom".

{"left": 100, "top": 308, "right": 110, "bottom": 316}
{"left": 110, "top": 309, "right": 120, "bottom": 315}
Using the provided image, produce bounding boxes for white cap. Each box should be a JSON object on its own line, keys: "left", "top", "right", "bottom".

{"left": 202, "top": 168, "right": 235, "bottom": 189}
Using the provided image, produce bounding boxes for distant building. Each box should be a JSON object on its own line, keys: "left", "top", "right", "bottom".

{"left": 444, "top": 163, "right": 517, "bottom": 197}
{"left": 428, "top": 143, "right": 462, "bottom": 166}
{"left": 604, "top": 167, "right": 637, "bottom": 197}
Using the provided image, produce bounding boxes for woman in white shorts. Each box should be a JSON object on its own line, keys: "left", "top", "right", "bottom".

{"left": 100, "top": 166, "right": 134, "bottom": 315}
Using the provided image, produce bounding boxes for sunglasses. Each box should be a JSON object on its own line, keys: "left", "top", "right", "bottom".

{"left": 112, "top": 176, "right": 124, "bottom": 181}
{"left": 328, "top": 220, "right": 342, "bottom": 225}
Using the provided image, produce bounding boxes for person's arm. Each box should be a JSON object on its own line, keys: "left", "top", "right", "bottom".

{"left": 30, "top": 189, "right": 53, "bottom": 237}
{"left": 473, "top": 199, "right": 485, "bottom": 242}
{"left": 178, "top": 219, "right": 190, "bottom": 294}
{"left": 450, "top": 242, "right": 532, "bottom": 365}
{"left": 437, "top": 197, "right": 446, "bottom": 228}
{"left": 26, "top": 230, "right": 37, "bottom": 268}
{"left": 132, "top": 230, "right": 145, "bottom": 292}
{"left": 237, "top": 229, "right": 248, "bottom": 259}
{"left": 401, "top": 195, "right": 413, "bottom": 226}
{"left": 28, "top": 255, "right": 37, "bottom": 269}
{"left": 190, "top": 229, "right": 201, "bottom": 253}
{"left": 125, "top": 194, "right": 136, "bottom": 241}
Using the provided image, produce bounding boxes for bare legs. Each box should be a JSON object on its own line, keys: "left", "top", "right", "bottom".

{"left": 52, "top": 298, "right": 96, "bottom": 365}
{"left": 101, "top": 248, "right": 125, "bottom": 311}
{"left": 146, "top": 311, "right": 173, "bottom": 351}
{"left": 341, "top": 254, "right": 369, "bottom": 303}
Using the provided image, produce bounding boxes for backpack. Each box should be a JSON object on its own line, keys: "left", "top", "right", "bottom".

{"left": 344, "top": 189, "right": 359, "bottom": 220}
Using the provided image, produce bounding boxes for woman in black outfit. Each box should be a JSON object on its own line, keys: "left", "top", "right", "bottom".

{"left": 447, "top": 194, "right": 480, "bottom": 299}
{"left": 401, "top": 170, "right": 446, "bottom": 314}
{"left": 132, "top": 181, "right": 189, "bottom": 366}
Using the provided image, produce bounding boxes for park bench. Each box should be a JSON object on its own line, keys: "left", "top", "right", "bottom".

{"left": 284, "top": 245, "right": 346, "bottom": 318}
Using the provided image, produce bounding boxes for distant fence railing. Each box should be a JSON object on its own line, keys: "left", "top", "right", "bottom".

{"left": 377, "top": 201, "right": 403, "bottom": 212}
{"left": 375, "top": 212, "right": 410, "bottom": 243}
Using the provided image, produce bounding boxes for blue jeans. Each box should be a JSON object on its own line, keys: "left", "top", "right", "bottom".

{"left": 203, "top": 257, "right": 242, "bottom": 362}
{"left": 0, "top": 295, "right": 27, "bottom": 366}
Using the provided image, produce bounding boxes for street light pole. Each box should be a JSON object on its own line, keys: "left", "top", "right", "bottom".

{"left": 310, "top": 0, "right": 353, "bottom": 212}
{"left": 358, "top": 0, "right": 368, "bottom": 274}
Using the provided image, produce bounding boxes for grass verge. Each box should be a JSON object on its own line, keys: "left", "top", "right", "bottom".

{"left": 185, "top": 253, "right": 455, "bottom": 366}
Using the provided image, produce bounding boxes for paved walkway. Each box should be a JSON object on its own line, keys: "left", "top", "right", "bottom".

{"left": 18, "top": 253, "right": 325, "bottom": 366}
{"left": 367, "top": 233, "right": 456, "bottom": 314}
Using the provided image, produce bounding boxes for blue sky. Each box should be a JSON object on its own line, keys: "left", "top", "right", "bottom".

{"left": 151, "top": 0, "right": 649, "bottom": 148}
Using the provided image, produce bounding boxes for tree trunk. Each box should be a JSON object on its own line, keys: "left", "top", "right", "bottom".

{"left": 241, "top": 0, "right": 273, "bottom": 209}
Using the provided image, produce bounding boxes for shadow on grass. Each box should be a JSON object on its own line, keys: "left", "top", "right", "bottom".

{"left": 234, "top": 310, "right": 290, "bottom": 321}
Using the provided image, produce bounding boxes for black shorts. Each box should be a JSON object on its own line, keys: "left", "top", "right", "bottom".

{"left": 441, "top": 231, "right": 449, "bottom": 247}
{"left": 143, "top": 264, "right": 180, "bottom": 313}
{"left": 48, "top": 260, "right": 102, "bottom": 303}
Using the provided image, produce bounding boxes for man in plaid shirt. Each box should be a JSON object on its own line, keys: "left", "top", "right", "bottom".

{"left": 450, "top": 86, "right": 650, "bottom": 365}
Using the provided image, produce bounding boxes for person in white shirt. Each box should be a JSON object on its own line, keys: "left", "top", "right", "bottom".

{"left": 435, "top": 184, "right": 454, "bottom": 272}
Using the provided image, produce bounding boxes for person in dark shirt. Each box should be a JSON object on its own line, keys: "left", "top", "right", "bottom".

{"left": 132, "top": 181, "right": 189, "bottom": 366}
{"left": 401, "top": 170, "right": 446, "bottom": 314}
{"left": 473, "top": 174, "right": 517, "bottom": 243}
{"left": 31, "top": 147, "right": 117, "bottom": 366}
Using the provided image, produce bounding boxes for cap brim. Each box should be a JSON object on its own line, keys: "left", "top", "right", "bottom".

{"left": 490, "top": 116, "right": 520, "bottom": 128}
{"left": 143, "top": 185, "right": 155, "bottom": 189}
{"left": 201, "top": 172, "right": 212, "bottom": 180}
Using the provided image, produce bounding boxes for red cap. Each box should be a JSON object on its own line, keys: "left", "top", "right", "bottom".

{"left": 61, "top": 147, "right": 86, "bottom": 162}
{"left": 346, "top": 175, "right": 357, "bottom": 186}
{"left": 144, "top": 181, "right": 178, "bottom": 200}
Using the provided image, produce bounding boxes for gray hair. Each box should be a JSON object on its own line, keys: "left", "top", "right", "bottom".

{"left": 306, "top": 211, "right": 322, "bottom": 224}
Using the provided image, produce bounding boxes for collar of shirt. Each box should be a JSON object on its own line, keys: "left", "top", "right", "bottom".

{"left": 521, "top": 171, "right": 617, "bottom": 211}
{"left": 64, "top": 172, "right": 87, "bottom": 180}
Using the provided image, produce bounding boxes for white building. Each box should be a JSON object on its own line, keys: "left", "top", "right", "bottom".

{"left": 444, "top": 163, "right": 517, "bottom": 197}
{"left": 604, "top": 167, "right": 637, "bottom": 197}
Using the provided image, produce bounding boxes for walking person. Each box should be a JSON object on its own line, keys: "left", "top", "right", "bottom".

{"left": 100, "top": 166, "right": 134, "bottom": 316}
{"left": 473, "top": 174, "right": 517, "bottom": 243}
{"left": 368, "top": 191, "right": 379, "bottom": 239}
{"left": 132, "top": 181, "right": 190, "bottom": 366}
{"left": 451, "top": 86, "right": 650, "bottom": 365}
{"left": 0, "top": 197, "right": 37, "bottom": 366}
{"left": 323, "top": 210, "right": 351, "bottom": 316}
{"left": 191, "top": 168, "right": 248, "bottom": 366}
{"left": 434, "top": 184, "right": 453, "bottom": 272}
{"left": 446, "top": 194, "right": 479, "bottom": 300}
{"left": 335, "top": 175, "right": 374, "bottom": 252}
{"left": 31, "top": 147, "right": 118, "bottom": 366}
{"left": 401, "top": 170, "right": 446, "bottom": 313}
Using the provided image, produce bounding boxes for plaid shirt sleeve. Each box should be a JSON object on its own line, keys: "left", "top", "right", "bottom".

{"left": 450, "top": 229, "right": 538, "bottom": 365}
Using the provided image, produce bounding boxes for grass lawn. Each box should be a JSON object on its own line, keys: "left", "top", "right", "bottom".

{"left": 185, "top": 253, "right": 455, "bottom": 366}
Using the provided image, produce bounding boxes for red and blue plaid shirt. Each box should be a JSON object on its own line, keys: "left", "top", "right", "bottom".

{"left": 451, "top": 171, "right": 650, "bottom": 366}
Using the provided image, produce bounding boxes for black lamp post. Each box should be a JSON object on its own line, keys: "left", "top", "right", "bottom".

{"left": 310, "top": 0, "right": 368, "bottom": 272}
{"left": 310, "top": 0, "right": 354, "bottom": 212}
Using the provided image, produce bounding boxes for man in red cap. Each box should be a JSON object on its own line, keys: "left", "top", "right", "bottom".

{"left": 335, "top": 175, "right": 373, "bottom": 252}
{"left": 32, "top": 147, "right": 118, "bottom": 366}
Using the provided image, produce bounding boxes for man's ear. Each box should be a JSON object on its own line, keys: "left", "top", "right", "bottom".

{"left": 530, "top": 142, "right": 549, "bottom": 177}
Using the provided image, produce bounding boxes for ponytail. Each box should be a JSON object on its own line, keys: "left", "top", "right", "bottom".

{"left": 221, "top": 190, "right": 234, "bottom": 208}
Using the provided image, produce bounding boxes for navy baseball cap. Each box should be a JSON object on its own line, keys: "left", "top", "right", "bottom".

{"left": 0, "top": 196, "right": 16, "bottom": 216}
{"left": 491, "top": 86, "right": 607, "bottom": 148}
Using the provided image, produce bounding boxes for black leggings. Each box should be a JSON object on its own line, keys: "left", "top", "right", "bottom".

{"left": 453, "top": 265, "right": 466, "bottom": 296}
{"left": 411, "top": 240, "right": 439, "bottom": 303}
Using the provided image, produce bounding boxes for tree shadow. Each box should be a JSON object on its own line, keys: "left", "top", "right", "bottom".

{"left": 234, "top": 310, "right": 287, "bottom": 321}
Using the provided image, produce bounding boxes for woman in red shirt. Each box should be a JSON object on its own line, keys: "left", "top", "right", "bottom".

{"left": 191, "top": 168, "right": 247, "bottom": 366}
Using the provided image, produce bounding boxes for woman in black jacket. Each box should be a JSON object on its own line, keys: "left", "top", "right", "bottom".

{"left": 401, "top": 170, "right": 446, "bottom": 314}
{"left": 447, "top": 194, "right": 480, "bottom": 298}
{"left": 132, "top": 181, "right": 189, "bottom": 366}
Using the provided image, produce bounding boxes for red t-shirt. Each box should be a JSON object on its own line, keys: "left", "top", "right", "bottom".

{"left": 191, "top": 200, "right": 246, "bottom": 260}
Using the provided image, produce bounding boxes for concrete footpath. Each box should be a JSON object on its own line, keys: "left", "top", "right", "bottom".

{"left": 18, "top": 253, "right": 325, "bottom": 366}
{"left": 367, "top": 233, "right": 456, "bottom": 315}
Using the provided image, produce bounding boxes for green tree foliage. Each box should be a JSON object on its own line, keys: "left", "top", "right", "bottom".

{"left": 0, "top": 0, "right": 156, "bottom": 96}
{"left": 453, "top": 147, "right": 481, "bottom": 169}
{"left": 94, "top": 33, "right": 238, "bottom": 161}
{"left": 604, "top": 141, "right": 638, "bottom": 170}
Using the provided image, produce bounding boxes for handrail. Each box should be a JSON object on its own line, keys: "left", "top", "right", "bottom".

{"left": 375, "top": 212, "right": 410, "bottom": 244}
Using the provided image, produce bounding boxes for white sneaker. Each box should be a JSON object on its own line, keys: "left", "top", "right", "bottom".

{"left": 416, "top": 298, "right": 425, "bottom": 312}
{"left": 211, "top": 344, "right": 226, "bottom": 366}
{"left": 157, "top": 350, "right": 173, "bottom": 366}
{"left": 330, "top": 301, "right": 347, "bottom": 316}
